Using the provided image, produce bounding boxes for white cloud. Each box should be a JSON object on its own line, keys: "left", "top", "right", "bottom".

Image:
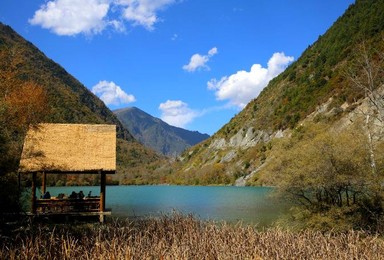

{"left": 208, "top": 47, "right": 218, "bottom": 56}
{"left": 29, "top": 0, "right": 177, "bottom": 36}
{"left": 208, "top": 52, "right": 294, "bottom": 108}
{"left": 183, "top": 47, "right": 218, "bottom": 72}
{"left": 118, "top": 0, "right": 176, "bottom": 30}
{"left": 159, "top": 100, "right": 198, "bottom": 128}
{"left": 108, "top": 19, "right": 126, "bottom": 33}
{"left": 29, "top": 0, "right": 110, "bottom": 36}
{"left": 92, "top": 80, "right": 136, "bottom": 106}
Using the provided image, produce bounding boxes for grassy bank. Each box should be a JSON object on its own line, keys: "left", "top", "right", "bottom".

{"left": 1, "top": 213, "right": 384, "bottom": 259}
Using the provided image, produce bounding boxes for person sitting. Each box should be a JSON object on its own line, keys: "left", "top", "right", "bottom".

{"left": 78, "top": 190, "right": 85, "bottom": 199}
{"left": 42, "top": 191, "right": 51, "bottom": 199}
{"left": 69, "top": 191, "right": 77, "bottom": 199}
{"left": 87, "top": 191, "right": 92, "bottom": 198}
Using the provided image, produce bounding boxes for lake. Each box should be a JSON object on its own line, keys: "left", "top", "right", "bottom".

{"left": 46, "top": 185, "right": 286, "bottom": 226}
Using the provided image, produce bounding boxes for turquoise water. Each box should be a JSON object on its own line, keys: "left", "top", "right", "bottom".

{"left": 47, "top": 185, "right": 285, "bottom": 225}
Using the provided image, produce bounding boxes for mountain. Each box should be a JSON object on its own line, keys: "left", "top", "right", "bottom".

{"left": 0, "top": 23, "right": 132, "bottom": 140}
{"left": 3, "top": 0, "right": 383, "bottom": 187}
{"left": 0, "top": 23, "right": 166, "bottom": 184}
{"left": 114, "top": 107, "right": 210, "bottom": 156}
{"left": 173, "top": 0, "right": 384, "bottom": 185}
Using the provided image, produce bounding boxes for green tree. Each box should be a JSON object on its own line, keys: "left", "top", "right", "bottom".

{"left": 269, "top": 123, "right": 384, "bottom": 232}
{"left": 347, "top": 41, "right": 384, "bottom": 175}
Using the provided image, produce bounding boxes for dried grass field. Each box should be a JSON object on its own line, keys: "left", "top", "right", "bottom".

{"left": 1, "top": 213, "right": 384, "bottom": 259}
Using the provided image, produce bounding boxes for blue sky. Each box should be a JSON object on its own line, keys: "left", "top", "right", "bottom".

{"left": 1, "top": 0, "right": 355, "bottom": 135}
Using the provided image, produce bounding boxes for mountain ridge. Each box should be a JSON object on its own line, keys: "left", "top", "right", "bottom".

{"left": 114, "top": 106, "right": 209, "bottom": 156}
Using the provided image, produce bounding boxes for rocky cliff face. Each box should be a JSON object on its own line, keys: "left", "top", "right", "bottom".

{"left": 209, "top": 128, "right": 271, "bottom": 149}
{"left": 181, "top": 90, "right": 383, "bottom": 186}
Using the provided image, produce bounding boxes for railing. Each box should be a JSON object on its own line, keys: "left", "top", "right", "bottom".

{"left": 36, "top": 198, "right": 100, "bottom": 214}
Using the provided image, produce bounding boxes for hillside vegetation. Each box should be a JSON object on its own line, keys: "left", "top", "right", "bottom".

{"left": 164, "top": 0, "right": 384, "bottom": 232}
{"left": 0, "top": 23, "right": 132, "bottom": 140}
{"left": 175, "top": 0, "right": 384, "bottom": 185}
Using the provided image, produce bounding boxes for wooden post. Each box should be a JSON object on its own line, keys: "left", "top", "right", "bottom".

{"left": 100, "top": 171, "right": 106, "bottom": 223}
{"left": 42, "top": 172, "right": 46, "bottom": 195}
{"left": 18, "top": 172, "right": 21, "bottom": 203}
{"left": 31, "top": 172, "right": 37, "bottom": 214}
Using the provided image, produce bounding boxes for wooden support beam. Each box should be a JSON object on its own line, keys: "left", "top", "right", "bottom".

{"left": 18, "top": 172, "right": 21, "bottom": 201}
{"left": 42, "top": 172, "right": 46, "bottom": 195}
{"left": 100, "top": 171, "right": 106, "bottom": 223}
{"left": 31, "top": 172, "right": 37, "bottom": 214}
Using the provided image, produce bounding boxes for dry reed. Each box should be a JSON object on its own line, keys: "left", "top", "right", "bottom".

{"left": 1, "top": 213, "right": 384, "bottom": 259}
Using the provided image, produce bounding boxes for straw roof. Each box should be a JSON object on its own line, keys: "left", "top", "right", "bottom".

{"left": 19, "top": 123, "right": 116, "bottom": 174}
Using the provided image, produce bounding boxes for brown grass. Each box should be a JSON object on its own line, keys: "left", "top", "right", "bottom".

{"left": 1, "top": 213, "right": 384, "bottom": 259}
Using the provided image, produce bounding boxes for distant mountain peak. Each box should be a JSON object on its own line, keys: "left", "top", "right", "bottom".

{"left": 114, "top": 106, "right": 209, "bottom": 156}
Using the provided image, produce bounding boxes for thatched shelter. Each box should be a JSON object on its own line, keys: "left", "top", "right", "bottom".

{"left": 19, "top": 123, "right": 116, "bottom": 222}
{"left": 19, "top": 123, "right": 116, "bottom": 173}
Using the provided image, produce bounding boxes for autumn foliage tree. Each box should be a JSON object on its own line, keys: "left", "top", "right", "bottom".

{"left": 0, "top": 45, "right": 50, "bottom": 213}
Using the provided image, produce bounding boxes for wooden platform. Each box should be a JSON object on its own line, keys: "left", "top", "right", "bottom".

{"left": 36, "top": 198, "right": 101, "bottom": 213}
{"left": 27, "top": 198, "right": 111, "bottom": 222}
{"left": 26, "top": 211, "right": 112, "bottom": 217}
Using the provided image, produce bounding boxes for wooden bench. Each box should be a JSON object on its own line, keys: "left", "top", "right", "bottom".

{"left": 36, "top": 198, "right": 101, "bottom": 213}
{"left": 30, "top": 198, "right": 111, "bottom": 221}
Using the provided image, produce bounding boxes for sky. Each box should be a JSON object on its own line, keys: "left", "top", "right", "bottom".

{"left": 0, "top": 0, "right": 355, "bottom": 135}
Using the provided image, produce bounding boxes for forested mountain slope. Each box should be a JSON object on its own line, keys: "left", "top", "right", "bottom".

{"left": 0, "top": 23, "right": 132, "bottom": 140}
{"left": 114, "top": 107, "right": 209, "bottom": 156}
{"left": 0, "top": 23, "right": 166, "bottom": 184}
{"left": 174, "top": 0, "right": 384, "bottom": 185}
